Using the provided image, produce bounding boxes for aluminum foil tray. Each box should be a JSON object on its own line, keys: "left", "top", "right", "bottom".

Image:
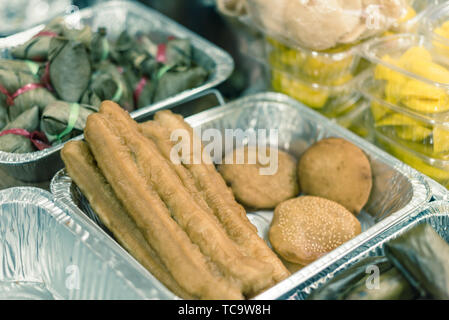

{"left": 0, "top": 0, "right": 233, "bottom": 182}
{"left": 51, "top": 92, "right": 431, "bottom": 300}
{"left": 425, "top": 177, "right": 448, "bottom": 201}
{"left": 0, "top": 187, "right": 177, "bottom": 300}
{"left": 271, "top": 200, "right": 449, "bottom": 300}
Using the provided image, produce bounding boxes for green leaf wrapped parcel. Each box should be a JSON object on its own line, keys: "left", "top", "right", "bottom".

{"left": 0, "top": 106, "right": 39, "bottom": 153}
{"left": 10, "top": 18, "right": 65, "bottom": 61}
{"left": 0, "top": 105, "right": 8, "bottom": 130}
{"left": 81, "top": 61, "right": 133, "bottom": 112}
{"left": 48, "top": 37, "right": 91, "bottom": 102}
{"left": 0, "top": 59, "right": 42, "bottom": 75}
{"left": 122, "top": 67, "right": 156, "bottom": 109}
{"left": 41, "top": 100, "right": 97, "bottom": 144}
{"left": 385, "top": 223, "right": 449, "bottom": 300}
{"left": 153, "top": 66, "right": 208, "bottom": 103}
{"left": 89, "top": 27, "right": 110, "bottom": 66}
{"left": 0, "top": 69, "right": 56, "bottom": 121}
{"left": 0, "top": 17, "right": 210, "bottom": 154}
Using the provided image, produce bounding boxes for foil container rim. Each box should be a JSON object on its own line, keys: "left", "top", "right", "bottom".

{"left": 426, "top": 177, "right": 449, "bottom": 201}
{"left": 51, "top": 91, "right": 431, "bottom": 300}
{"left": 0, "top": 186, "right": 178, "bottom": 300}
{"left": 0, "top": 0, "right": 234, "bottom": 166}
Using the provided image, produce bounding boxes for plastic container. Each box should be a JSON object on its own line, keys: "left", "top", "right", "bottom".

{"left": 265, "top": 37, "right": 365, "bottom": 85}
{"left": 419, "top": 1, "right": 449, "bottom": 43}
{"left": 334, "top": 98, "right": 372, "bottom": 140}
{"left": 367, "top": 95, "right": 449, "bottom": 160}
{"left": 375, "top": 128, "right": 449, "bottom": 189}
{"left": 270, "top": 66, "right": 368, "bottom": 118}
{"left": 244, "top": 0, "right": 408, "bottom": 52}
{"left": 361, "top": 33, "right": 449, "bottom": 159}
{"left": 389, "top": 0, "right": 446, "bottom": 34}
{"left": 362, "top": 34, "right": 449, "bottom": 118}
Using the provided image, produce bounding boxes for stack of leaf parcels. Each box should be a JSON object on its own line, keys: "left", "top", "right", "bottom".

{"left": 0, "top": 18, "right": 208, "bottom": 153}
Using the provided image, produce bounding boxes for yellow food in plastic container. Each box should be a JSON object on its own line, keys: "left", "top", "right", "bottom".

{"left": 361, "top": 36, "right": 449, "bottom": 160}
{"left": 376, "top": 47, "right": 449, "bottom": 113}
{"left": 335, "top": 99, "right": 372, "bottom": 139}
{"left": 266, "top": 37, "right": 361, "bottom": 85}
{"left": 370, "top": 99, "right": 449, "bottom": 158}
{"left": 375, "top": 129, "right": 449, "bottom": 189}
{"left": 271, "top": 68, "right": 361, "bottom": 118}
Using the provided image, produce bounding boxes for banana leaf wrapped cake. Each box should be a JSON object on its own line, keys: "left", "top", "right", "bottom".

{"left": 41, "top": 101, "right": 98, "bottom": 144}
{"left": 0, "top": 106, "right": 50, "bottom": 153}
{"left": 0, "top": 17, "right": 209, "bottom": 154}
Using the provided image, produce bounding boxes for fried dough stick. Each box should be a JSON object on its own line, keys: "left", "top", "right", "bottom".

{"left": 61, "top": 141, "right": 193, "bottom": 299}
{"left": 154, "top": 112, "right": 257, "bottom": 232}
{"left": 140, "top": 121, "right": 281, "bottom": 292}
{"left": 100, "top": 102, "right": 273, "bottom": 296}
{"left": 143, "top": 116, "right": 257, "bottom": 233}
{"left": 154, "top": 110, "right": 291, "bottom": 283}
{"left": 139, "top": 121, "right": 212, "bottom": 215}
{"left": 141, "top": 121, "right": 280, "bottom": 294}
{"left": 84, "top": 111, "right": 243, "bottom": 300}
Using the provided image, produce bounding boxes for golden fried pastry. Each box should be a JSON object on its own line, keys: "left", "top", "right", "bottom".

{"left": 297, "top": 137, "right": 372, "bottom": 215}
{"left": 61, "top": 140, "right": 194, "bottom": 299}
{"left": 154, "top": 110, "right": 291, "bottom": 284}
{"left": 269, "top": 196, "right": 361, "bottom": 266}
{"left": 154, "top": 111, "right": 255, "bottom": 230}
{"left": 100, "top": 103, "right": 273, "bottom": 297}
{"left": 218, "top": 146, "right": 299, "bottom": 209}
{"left": 139, "top": 121, "right": 214, "bottom": 215}
{"left": 84, "top": 102, "right": 243, "bottom": 300}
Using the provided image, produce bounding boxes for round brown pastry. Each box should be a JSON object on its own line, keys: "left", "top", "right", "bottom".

{"left": 297, "top": 137, "right": 372, "bottom": 215}
{"left": 269, "top": 196, "right": 361, "bottom": 266}
{"left": 218, "top": 146, "right": 299, "bottom": 209}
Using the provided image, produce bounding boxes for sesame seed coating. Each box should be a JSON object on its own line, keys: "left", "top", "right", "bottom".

{"left": 269, "top": 196, "right": 361, "bottom": 266}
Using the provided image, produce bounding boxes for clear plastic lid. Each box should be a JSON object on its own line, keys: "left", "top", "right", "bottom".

{"left": 244, "top": 0, "right": 409, "bottom": 51}
{"left": 390, "top": 0, "right": 447, "bottom": 33}
{"left": 420, "top": 1, "right": 449, "bottom": 45}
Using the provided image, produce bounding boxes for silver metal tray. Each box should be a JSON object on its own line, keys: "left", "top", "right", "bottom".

{"left": 0, "top": 187, "right": 178, "bottom": 299}
{"left": 271, "top": 200, "right": 449, "bottom": 300}
{"left": 0, "top": 0, "right": 234, "bottom": 182}
{"left": 424, "top": 176, "right": 448, "bottom": 201}
{"left": 51, "top": 91, "right": 431, "bottom": 300}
